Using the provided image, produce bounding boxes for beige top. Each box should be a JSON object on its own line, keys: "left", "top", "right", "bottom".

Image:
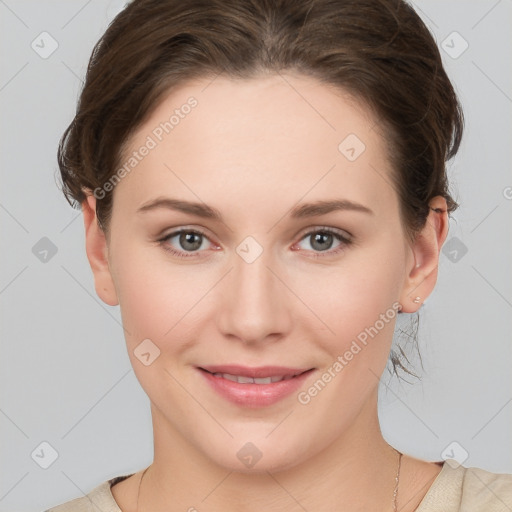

{"left": 45, "top": 460, "right": 512, "bottom": 511}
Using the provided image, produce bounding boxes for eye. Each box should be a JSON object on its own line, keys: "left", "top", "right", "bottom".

{"left": 292, "top": 227, "right": 352, "bottom": 258}
{"left": 158, "top": 228, "right": 216, "bottom": 258}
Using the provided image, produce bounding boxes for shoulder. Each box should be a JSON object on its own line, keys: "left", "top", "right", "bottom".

{"left": 417, "top": 460, "right": 512, "bottom": 512}
{"left": 44, "top": 474, "right": 133, "bottom": 512}
{"left": 460, "top": 464, "right": 512, "bottom": 508}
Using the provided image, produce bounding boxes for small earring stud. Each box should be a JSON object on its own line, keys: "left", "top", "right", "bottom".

{"left": 413, "top": 296, "right": 421, "bottom": 304}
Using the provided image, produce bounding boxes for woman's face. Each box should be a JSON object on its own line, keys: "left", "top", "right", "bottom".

{"left": 88, "top": 73, "right": 433, "bottom": 472}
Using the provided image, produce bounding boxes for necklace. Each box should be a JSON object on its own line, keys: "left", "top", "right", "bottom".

{"left": 136, "top": 449, "right": 402, "bottom": 512}
{"left": 393, "top": 449, "right": 402, "bottom": 512}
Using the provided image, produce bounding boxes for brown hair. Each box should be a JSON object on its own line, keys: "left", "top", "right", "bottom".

{"left": 57, "top": 0, "right": 464, "bottom": 378}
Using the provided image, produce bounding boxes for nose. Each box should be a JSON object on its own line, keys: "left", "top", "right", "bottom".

{"left": 216, "top": 244, "right": 292, "bottom": 344}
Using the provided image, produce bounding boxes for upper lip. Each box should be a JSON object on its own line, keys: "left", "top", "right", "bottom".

{"left": 199, "top": 365, "right": 313, "bottom": 378}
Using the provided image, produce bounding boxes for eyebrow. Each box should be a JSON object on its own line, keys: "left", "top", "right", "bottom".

{"left": 136, "top": 197, "right": 374, "bottom": 219}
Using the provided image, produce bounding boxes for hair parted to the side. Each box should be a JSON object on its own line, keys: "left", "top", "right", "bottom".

{"left": 57, "top": 0, "right": 464, "bottom": 380}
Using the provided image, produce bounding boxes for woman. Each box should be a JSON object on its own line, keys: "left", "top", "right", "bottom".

{"left": 46, "top": 0, "right": 512, "bottom": 510}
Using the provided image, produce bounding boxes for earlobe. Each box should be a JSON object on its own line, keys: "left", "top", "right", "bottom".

{"left": 399, "top": 196, "right": 449, "bottom": 313}
{"left": 82, "top": 194, "right": 119, "bottom": 306}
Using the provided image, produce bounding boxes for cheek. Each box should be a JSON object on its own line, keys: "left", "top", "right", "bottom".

{"left": 111, "top": 243, "right": 215, "bottom": 348}
{"left": 290, "top": 263, "right": 402, "bottom": 421}
{"left": 302, "top": 249, "right": 402, "bottom": 327}
{"left": 111, "top": 252, "right": 207, "bottom": 406}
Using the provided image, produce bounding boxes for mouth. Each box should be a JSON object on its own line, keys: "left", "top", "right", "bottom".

{"left": 197, "top": 365, "right": 315, "bottom": 407}
{"left": 205, "top": 372, "right": 297, "bottom": 384}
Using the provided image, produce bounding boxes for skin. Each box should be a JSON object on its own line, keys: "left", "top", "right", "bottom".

{"left": 82, "top": 73, "right": 448, "bottom": 511}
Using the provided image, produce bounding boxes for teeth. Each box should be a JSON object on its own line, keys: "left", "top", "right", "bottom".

{"left": 211, "top": 372, "right": 294, "bottom": 384}
{"left": 218, "top": 373, "right": 238, "bottom": 382}
{"left": 254, "top": 377, "right": 272, "bottom": 384}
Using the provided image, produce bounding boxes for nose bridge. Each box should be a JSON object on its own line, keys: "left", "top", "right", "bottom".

{"left": 216, "top": 240, "right": 290, "bottom": 343}
{"left": 235, "top": 245, "right": 274, "bottom": 301}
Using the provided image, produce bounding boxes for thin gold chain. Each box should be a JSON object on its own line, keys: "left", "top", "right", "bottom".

{"left": 136, "top": 466, "right": 149, "bottom": 512}
{"left": 393, "top": 450, "right": 403, "bottom": 512}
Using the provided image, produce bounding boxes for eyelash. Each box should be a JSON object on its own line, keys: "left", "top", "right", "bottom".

{"left": 157, "top": 226, "right": 353, "bottom": 260}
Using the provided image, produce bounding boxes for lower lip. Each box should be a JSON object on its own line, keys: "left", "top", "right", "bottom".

{"left": 198, "top": 368, "right": 315, "bottom": 408}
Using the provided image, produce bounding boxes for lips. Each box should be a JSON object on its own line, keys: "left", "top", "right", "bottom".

{"left": 197, "top": 365, "right": 315, "bottom": 407}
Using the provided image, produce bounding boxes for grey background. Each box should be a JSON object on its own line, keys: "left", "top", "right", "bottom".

{"left": 0, "top": 0, "right": 511, "bottom": 510}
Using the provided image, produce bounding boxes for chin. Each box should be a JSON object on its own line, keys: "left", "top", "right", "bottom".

{"left": 199, "top": 434, "right": 310, "bottom": 474}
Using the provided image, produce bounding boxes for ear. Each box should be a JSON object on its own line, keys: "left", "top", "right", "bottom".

{"left": 399, "top": 196, "right": 449, "bottom": 313}
{"left": 82, "top": 194, "right": 119, "bottom": 306}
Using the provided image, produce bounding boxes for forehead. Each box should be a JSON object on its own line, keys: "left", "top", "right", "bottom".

{"left": 113, "top": 73, "right": 397, "bottom": 219}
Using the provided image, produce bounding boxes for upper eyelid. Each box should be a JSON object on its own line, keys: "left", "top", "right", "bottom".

{"left": 300, "top": 225, "right": 351, "bottom": 237}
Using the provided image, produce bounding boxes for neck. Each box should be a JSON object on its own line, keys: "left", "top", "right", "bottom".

{"left": 140, "top": 392, "right": 403, "bottom": 512}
